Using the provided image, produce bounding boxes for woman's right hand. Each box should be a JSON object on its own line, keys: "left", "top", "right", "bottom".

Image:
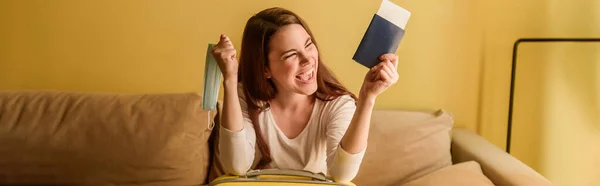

{"left": 211, "top": 34, "right": 239, "bottom": 81}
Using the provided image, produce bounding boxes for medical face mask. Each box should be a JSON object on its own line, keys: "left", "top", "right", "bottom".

{"left": 202, "top": 43, "right": 222, "bottom": 111}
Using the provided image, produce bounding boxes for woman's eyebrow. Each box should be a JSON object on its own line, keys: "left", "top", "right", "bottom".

{"left": 304, "top": 37, "right": 311, "bottom": 45}
{"left": 281, "top": 48, "right": 297, "bottom": 57}
{"left": 281, "top": 37, "right": 313, "bottom": 57}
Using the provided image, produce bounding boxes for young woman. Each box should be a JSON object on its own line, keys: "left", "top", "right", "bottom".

{"left": 212, "top": 7, "right": 399, "bottom": 183}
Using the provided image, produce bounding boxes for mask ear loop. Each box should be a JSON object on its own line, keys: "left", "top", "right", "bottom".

{"left": 207, "top": 110, "right": 215, "bottom": 130}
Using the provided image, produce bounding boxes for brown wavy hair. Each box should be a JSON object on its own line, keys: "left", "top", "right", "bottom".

{"left": 238, "top": 7, "right": 357, "bottom": 169}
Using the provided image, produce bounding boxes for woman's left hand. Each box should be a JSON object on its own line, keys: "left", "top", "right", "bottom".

{"left": 359, "top": 53, "right": 399, "bottom": 100}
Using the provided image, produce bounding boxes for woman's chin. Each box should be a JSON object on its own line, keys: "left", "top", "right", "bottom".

{"left": 293, "top": 75, "right": 318, "bottom": 95}
{"left": 295, "top": 83, "right": 318, "bottom": 96}
{"left": 305, "top": 85, "right": 318, "bottom": 95}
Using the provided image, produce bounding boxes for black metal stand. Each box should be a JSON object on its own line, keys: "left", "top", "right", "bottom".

{"left": 506, "top": 38, "right": 600, "bottom": 153}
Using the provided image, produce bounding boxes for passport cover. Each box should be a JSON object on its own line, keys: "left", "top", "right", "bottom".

{"left": 353, "top": 0, "right": 411, "bottom": 68}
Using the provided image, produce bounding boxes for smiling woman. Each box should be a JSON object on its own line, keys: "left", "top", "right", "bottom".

{"left": 275, "top": 35, "right": 317, "bottom": 86}
{"left": 210, "top": 7, "right": 400, "bottom": 183}
{"left": 264, "top": 24, "right": 321, "bottom": 98}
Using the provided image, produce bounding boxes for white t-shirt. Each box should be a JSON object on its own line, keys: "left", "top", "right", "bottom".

{"left": 218, "top": 84, "right": 365, "bottom": 183}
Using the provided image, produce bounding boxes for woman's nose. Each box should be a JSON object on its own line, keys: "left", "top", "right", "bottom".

{"left": 299, "top": 52, "right": 311, "bottom": 66}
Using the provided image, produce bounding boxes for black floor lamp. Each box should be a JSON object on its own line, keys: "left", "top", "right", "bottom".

{"left": 506, "top": 38, "right": 600, "bottom": 153}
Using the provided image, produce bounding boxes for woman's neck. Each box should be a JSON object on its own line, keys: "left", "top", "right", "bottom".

{"left": 271, "top": 91, "right": 315, "bottom": 112}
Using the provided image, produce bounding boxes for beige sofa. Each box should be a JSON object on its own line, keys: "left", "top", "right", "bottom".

{"left": 0, "top": 91, "right": 551, "bottom": 185}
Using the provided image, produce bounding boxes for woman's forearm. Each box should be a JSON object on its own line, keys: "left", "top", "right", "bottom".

{"left": 220, "top": 77, "right": 244, "bottom": 131}
{"left": 339, "top": 93, "right": 376, "bottom": 154}
{"left": 218, "top": 76, "right": 255, "bottom": 175}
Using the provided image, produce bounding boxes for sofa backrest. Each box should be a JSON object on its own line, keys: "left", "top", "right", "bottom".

{"left": 0, "top": 91, "right": 215, "bottom": 185}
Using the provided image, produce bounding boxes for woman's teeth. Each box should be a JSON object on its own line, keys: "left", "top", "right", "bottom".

{"left": 296, "top": 70, "right": 314, "bottom": 81}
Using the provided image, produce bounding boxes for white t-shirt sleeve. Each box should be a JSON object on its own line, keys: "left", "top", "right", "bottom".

{"left": 217, "top": 84, "right": 257, "bottom": 175}
{"left": 325, "top": 95, "right": 366, "bottom": 183}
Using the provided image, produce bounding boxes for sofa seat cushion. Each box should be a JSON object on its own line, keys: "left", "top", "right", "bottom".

{"left": 404, "top": 161, "right": 495, "bottom": 186}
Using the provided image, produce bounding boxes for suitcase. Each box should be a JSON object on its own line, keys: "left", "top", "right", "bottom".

{"left": 208, "top": 169, "right": 356, "bottom": 186}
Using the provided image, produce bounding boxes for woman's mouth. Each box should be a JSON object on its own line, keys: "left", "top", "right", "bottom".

{"left": 295, "top": 69, "right": 315, "bottom": 84}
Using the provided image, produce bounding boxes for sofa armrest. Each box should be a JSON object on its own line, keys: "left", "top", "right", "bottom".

{"left": 450, "top": 128, "right": 552, "bottom": 186}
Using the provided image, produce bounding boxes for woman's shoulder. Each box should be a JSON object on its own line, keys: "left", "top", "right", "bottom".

{"left": 332, "top": 94, "right": 355, "bottom": 102}
{"left": 321, "top": 94, "right": 356, "bottom": 110}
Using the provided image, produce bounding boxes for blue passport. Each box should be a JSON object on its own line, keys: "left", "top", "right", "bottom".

{"left": 353, "top": 0, "right": 411, "bottom": 68}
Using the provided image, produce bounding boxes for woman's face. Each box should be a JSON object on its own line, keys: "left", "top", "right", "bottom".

{"left": 266, "top": 24, "right": 319, "bottom": 96}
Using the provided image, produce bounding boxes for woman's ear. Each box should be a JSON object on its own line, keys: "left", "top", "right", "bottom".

{"left": 264, "top": 68, "right": 272, "bottom": 79}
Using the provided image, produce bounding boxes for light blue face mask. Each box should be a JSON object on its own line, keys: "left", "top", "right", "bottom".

{"left": 202, "top": 43, "right": 222, "bottom": 111}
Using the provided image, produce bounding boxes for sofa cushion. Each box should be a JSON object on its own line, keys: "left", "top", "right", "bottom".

{"left": 404, "top": 161, "right": 495, "bottom": 186}
{"left": 353, "top": 109, "right": 453, "bottom": 185}
{"left": 0, "top": 91, "right": 215, "bottom": 185}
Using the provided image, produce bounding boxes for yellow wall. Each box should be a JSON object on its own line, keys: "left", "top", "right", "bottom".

{"left": 0, "top": 0, "right": 482, "bottom": 131}
{"left": 512, "top": 43, "right": 600, "bottom": 185}
{"left": 540, "top": 43, "right": 600, "bottom": 186}
{"left": 478, "top": 0, "right": 600, "bottom": 185}
{"left": 478, "top": 0, "right": 600, "bottom": 150}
